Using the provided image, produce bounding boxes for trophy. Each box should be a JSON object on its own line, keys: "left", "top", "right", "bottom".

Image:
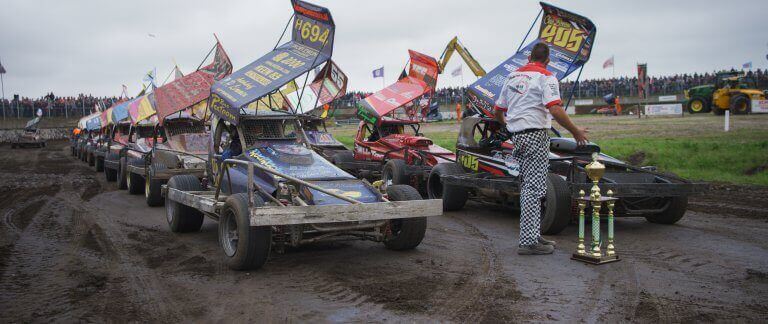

{"left": 572, "top": 152, "right": 620, "bottom": 265}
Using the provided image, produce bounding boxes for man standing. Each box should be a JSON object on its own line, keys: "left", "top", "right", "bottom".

{"left": 493, "top": 42, "right": 589, "bottom": 255}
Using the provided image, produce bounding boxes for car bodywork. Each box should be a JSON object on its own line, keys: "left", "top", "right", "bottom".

{"left": 333, "top": 50, "right": 449, "bottom": 194}
{"left": 11, "top": 117, "right": 45, "bottom": 149}
{"left": 162, "top": 0, "right": 441, "bottom": 271}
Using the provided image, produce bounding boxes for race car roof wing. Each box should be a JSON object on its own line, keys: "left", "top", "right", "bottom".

{"left": 155, "top": 41, "right": 233, "bottom": 125}
{"left": 356, "top": 50, "right": 439, "bottom": 125}
{"left": 284, "top": 59, "right": 348, "bottom": 114}
{"left": 466, "top": 2, "right": 596, "bottom": 117}
{"left": 209, "top": 0, "right": 335, "bottom": 125}
{"left": 85, "top": 112, "right": 102, "bottom": 131}
{"left": 128, "top": 93, "right": 157, "bottom": 124}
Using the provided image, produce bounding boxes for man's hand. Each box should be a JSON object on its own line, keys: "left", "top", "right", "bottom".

{"left": 548, "top": 105, "right": 590, "bottom": 146}
{"left": 573, "top": 127, "right": 589, "bottom": 146}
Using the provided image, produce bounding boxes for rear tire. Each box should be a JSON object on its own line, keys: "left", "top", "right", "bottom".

{"left": 645, "top": 196, "right": 688, "bottom": 225}
{"left": 117, "top": 157, "right": 128, "bottom": 190}
{"left": 540, "top": 173, "right": 572, "bottom": 235}
{"left": 729, "top": 93, "right": 750, "bottom": 115}
{"left": 145, "top": 163, "right": 167, "bottom": 207}
{"left": 382, "top": 159, "right": 409, "bottom": 190}
{"left": 88, "top": 153, "right": 95, "bottom": 166}
{"left": 219, "top": 193, "right": 271, "bottom": 271}
{"left": 165, "top": 175, "right": 205, "bottom": 233}
{"left": 427, "top": 163, "right": 469, "bottom": 211}
{"left": 95, "top": 157, "right": 104, "bottom": 172}
{"left": 384, "top": 185, "right": 427, "bottom": 250}
{"left": 127, "top": 167, "right": 145, "bottom": 195}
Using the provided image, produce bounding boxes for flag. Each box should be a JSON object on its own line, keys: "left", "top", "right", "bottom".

{"left": 201, "top": 42, "right": 233, "bottom": 80}
{"left": 372, "top": 67, "right": 384, "bottom": 78}
{"left": 743, "top": 61, "right": 752, "bottom": 69}
{"left": 451, "top": 65, "right": 462, "bottom": 77}
{"left": 121, "top": 85, "right": 128, "bottom": 98}
{"left": 603, "top": 56, "right": 614, "bottom": 69}
{"left": 174, "top": 65, "right": 184, "bottom": 80}
{"left": 0, "top": 58, "right": 5, "bottom": 74}
{"left": 143, "top": 68, "right": 157, "bottom": 89}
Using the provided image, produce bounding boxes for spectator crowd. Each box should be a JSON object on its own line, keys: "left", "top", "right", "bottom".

{"left": 334, "top": 69, "right": 768, "bottom": 107}
{"left": 3, "top": 69, "right": 767, "bottom": 119}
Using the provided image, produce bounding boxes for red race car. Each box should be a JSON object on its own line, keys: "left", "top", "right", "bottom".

{"left": 332, "top": 50, "right": 454, "bottom": 195}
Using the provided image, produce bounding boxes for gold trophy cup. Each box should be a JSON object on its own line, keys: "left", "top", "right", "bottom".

{"left": 571, "top": 152, "right": 620, "bottom": 265}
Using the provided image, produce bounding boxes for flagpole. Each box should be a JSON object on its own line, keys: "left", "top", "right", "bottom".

{"left": 1, "top": 72, "right": 5, "bottom": 121}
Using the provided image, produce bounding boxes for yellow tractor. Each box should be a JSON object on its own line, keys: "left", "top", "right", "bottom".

{"left": 685, "top": 71, "right": 766, "bottom": 115}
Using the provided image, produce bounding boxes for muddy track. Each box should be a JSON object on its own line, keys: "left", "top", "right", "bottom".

{"left": 0, "top": 140, "right": 767, "bottom": 322}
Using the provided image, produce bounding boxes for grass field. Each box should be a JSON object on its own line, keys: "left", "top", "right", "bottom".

{"left": 326, "top": 114, "right": 768, "bottom": 186}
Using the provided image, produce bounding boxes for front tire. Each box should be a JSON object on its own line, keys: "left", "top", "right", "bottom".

{"left": 687, "top": 97, "right": 710, "bottom": 113}
{"left": 95, "top": 157, "right": 104, "bottom": 172}
{"left": 384, "top": 185, "right": 427, "bottom": 250}
{"left": 145, "top": 163, "right": 167, "bottom": 207}
{"left": 117, "top": 157, "right": 128, "bottom": 190}
{"left": 165, "top": 175, "right": 205, "bottom": 233}
{"left": 540, "top": 173, "right": 572, "bottom": 235}
{"left": 219, "top": 193, "right": 271, "bottom": 271}
{"left": 127, "top": 167, "right": 145, "bottom": 195}
{"left": 729, "top": 93, "right": 750, "bottom": 115}
{"left": 382, "top": 159, "right": 409, "bottom": 190}
{"left": 427, "top": 163, "right": 469, "bottom": 211}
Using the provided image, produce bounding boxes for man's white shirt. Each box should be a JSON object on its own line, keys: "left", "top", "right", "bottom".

{"left": 494, "top": 62, "right": 562, "bottom": 133}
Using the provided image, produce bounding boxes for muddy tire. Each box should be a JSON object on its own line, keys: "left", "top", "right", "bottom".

{"left": 219, "top": 193, "right": 271, "bottom": 271}
{"left": 687, "top": 97, "right": 710, "bottom": 114}
{"left": 145, "top": 163, "right": 167, "bottom": 207}
{"left": 332, "top": 151, "right": 354, "bottom": 164}
{"left": 645, "top": 196, "right": 688, "bottom": 225}
{"left": 382, "top": 159, "right": 409, "bottom": 190}
{"left": 540, "top": 173, "right": 572, "bottom": 235}
{"left": 729, "top": 93, "right": 751, "bottom": 115}
{"left": 427, "top": 163, "right": 469, "bottom": 211}
{"left": 104, "top": 164, "right": 117, "bottom": 182}
{"left": 88, "top": 153, "right": 95, "bottom": 167}
{"left": 166, "top": 175, "right": 205, "bottom": 233}
{"left": 117, "top": 157, "right": 128, "bottom": 190}
{"left": 127, "top": 166, "right": 145, "bottom": 195}
{"left": 95, "top": 157, "right": 104, "bottom": 172}
{"left": 384, "top": 185, "right": 427, "bottom": 250}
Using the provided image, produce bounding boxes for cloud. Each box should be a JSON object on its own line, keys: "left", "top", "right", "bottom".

{"left": 0, "top": 0, "right": 766, "bottom": 97}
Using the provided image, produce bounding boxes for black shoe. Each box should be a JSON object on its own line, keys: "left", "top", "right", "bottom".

{"left": 518, "top": 243, "right": 555, "bottom": 255}
{"left": 538, "top": 236, "right": 556, "bottom": 246}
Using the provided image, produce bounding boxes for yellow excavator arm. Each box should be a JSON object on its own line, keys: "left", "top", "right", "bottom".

{"left": 437, "top": 36, "right": 486, "bottom": 77}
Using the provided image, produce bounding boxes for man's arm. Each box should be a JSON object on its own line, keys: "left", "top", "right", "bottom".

{"left": 494, "top": 108, "right": 506, "bottom": 126}
{"left": 548, "top": 104, "right": 588, "bottom": 145}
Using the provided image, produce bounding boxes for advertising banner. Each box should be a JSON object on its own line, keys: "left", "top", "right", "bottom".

{"left": 155, "top": 43, "right": 232, "bottom": 124}
{"left": 210, "top": 0, "right": 335, "bottom": 125}
{"left": 645, "top": 103, "right": 682, "bottom": 116}
{"left": 467, "top": 2, "right": 596, "bottom": 116}
{"left": 752, "top": 99, "right": 768, "bottom": 113}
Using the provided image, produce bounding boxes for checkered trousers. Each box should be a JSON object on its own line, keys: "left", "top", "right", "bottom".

{"left": 510, "top": 129, "right": 549, "bottom": 246}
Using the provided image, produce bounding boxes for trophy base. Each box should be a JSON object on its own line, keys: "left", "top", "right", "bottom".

{"left": 571, "top": 253, "right": 620, "bottom": 265}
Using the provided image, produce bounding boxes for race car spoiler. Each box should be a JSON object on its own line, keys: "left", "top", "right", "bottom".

{"left": 356, "top": 50, "right": 439, "bottom": 126}
{"left": 154, "top": 41, "right": 233, "bottom": 125}
{"left": 209, "top": 0, "right": 335, "bottom": 126}
{"left": 128, "top": 93, "right": 157, "bottom": 124}
{"left": 467, "top": 2, "right": 597, "bottom": 117}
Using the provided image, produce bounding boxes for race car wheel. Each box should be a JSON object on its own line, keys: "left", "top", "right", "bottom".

{"left": 645, "top": 196, "right": 688, "bottom": 225}
{"left": 95, "top": 157, "right": 104, "bottom": 172}
{"left": 166, "top": 175, "right": 205, "bottom": 233}
{"left": 331, "top": 151, "right": 354, "bottom": 164}
{"left": 145, "top": 163, "right": 167, "bottom": 207}
{"left": 127, "top": 168, "right": 145, "bottom": 195}
{"left": 117, "top": 157, "right": 128, "bottom": 190}
{"left": 88, "top": 153, "right": 95, "bottom": 167}
{"left": 382, "top": 159, "right": 409, "bottom": 190}
{"left": 220, "top": 193, "right": 270, "bottom": 271}
{"left": 427, "top": 163, "right": 469, "bottom": 211}
{"left": 384, "top": 185, "right": 427, "bottom": 251}
{"left": 687, "top": 97, "right": 710, "bottom": 113}
{"left": 540, "top": 173, "right": 572, "bottom": 235}
{"left": 729, "top": 94, "right": 750, "bottom": 114}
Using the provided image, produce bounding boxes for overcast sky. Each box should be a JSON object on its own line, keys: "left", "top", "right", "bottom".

{"left": 1, "top": 0, "right": 767, "bottom": 98}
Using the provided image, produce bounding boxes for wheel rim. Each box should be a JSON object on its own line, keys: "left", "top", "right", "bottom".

{"left": 165, "top": 198, "right": 175, "bottom": 224}
{"left": 383, "top": 167, "right": 393, "bottom": 190}
{"left": 691, "top": 100, "right": 703, "bottom": 112}
{"left": 127, "top": 174, "right": 131, "bottom": 189}
{"left": 145, "top": 176, "right": 150, "bottom": 198}
{"left": 737, "top": 100, "right": 747, "bottom": 112}
{"left": 221, "top": 211, "right": 238, "bottom": 257}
